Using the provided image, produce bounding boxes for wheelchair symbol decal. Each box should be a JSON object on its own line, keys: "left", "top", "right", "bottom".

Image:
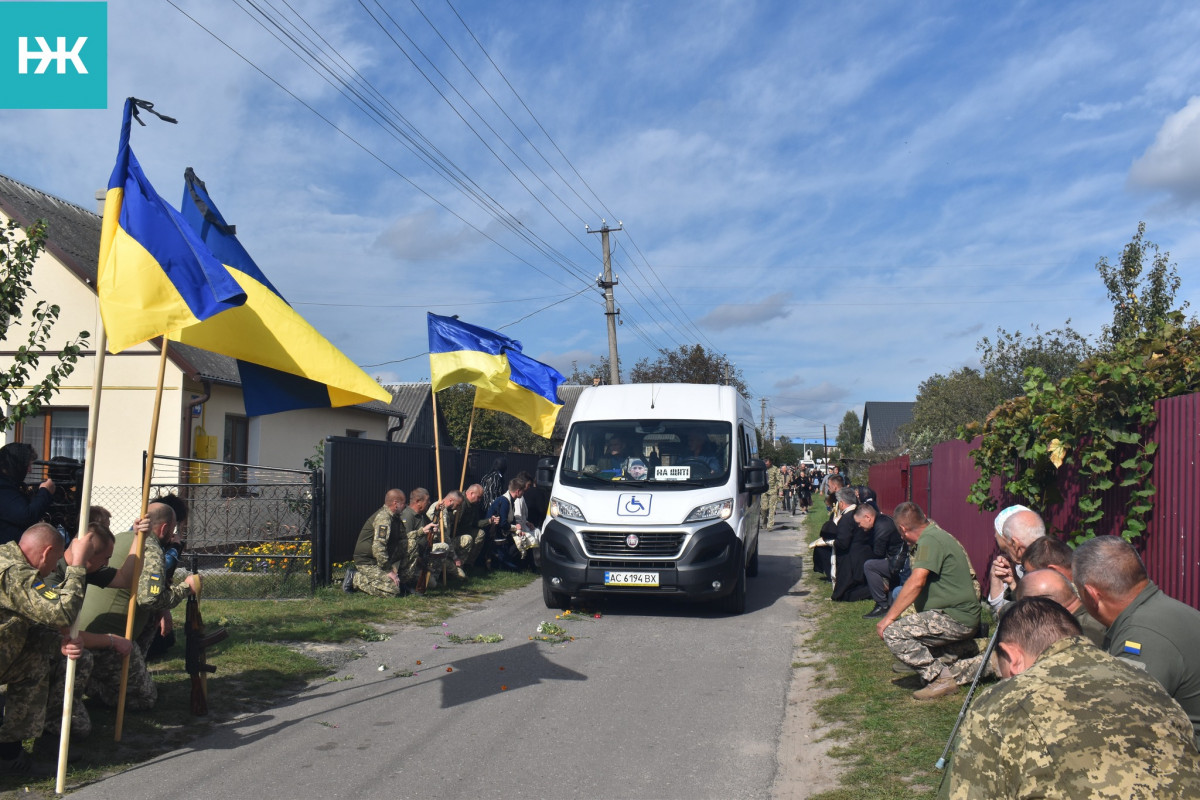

{"left": 618, "top": 493, "right": 651, "bottom": 516}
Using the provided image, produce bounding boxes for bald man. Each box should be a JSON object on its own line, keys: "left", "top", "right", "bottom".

{"left": 1015, "top": 568, "right": 1105, "bottom": 647}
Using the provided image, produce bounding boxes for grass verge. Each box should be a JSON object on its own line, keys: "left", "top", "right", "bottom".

{"left": 0, "top": 568, "right": 537, "bottom": 798}
{"left": 798, "top": 513, "right": 994, "bottom": 800}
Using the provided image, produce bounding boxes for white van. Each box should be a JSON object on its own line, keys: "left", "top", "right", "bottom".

{"left": 537, "top": 383, "right": 768, "bottom": 614}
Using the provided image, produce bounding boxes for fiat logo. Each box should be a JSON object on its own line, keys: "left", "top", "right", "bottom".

{"left": 626, "top": 534, "right": 640, "bottom": 549}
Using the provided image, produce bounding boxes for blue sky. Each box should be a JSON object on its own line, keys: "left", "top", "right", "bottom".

{"left": 4, "top": 0, "right": 1200, "bottom": 443}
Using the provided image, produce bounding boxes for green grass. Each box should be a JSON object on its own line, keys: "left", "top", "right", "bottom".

{"left": 0, "top": 568, "right": 537, "bottom": 798}
{"left": 799, "top": 514, "right": 994, "bottom": 800}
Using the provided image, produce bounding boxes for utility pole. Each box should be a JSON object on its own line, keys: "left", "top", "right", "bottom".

{"left": 760, "top": 398, "right": 767, "bottom": 432}
{"left": 587, "top": 220, "right": 622, "bottom": 385}
{"left": 768, "top": 415, "right": 776, "bottom": 443}
{"left": 823, "top": 424, "right": 828, "bottom": 464}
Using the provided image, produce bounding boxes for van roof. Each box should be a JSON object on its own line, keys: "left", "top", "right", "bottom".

{"left": 570, "top": 383, "right": 750, "bottom": 423}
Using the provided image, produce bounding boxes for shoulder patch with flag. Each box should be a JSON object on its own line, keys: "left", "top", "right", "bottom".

{"left": 32, "top": 578, "right": 58, "bottom": 602}
{"left": 1123, "top": 640, "right": 1142, "bottom": 655}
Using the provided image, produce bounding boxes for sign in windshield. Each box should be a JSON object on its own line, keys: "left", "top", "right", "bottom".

{"left": 560, "top": 420, "right": 732, "bottom": 487}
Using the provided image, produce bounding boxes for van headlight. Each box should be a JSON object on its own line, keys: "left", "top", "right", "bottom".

{"left": 685, "top": 498, "right": 733, "bottom": 522}
{"left": 550, "top": 497, "right": 586, "bottom": 522}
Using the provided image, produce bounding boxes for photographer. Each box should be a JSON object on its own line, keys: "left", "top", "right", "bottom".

{"left": 0, "top": 443, "right": 55, "bottom": 545}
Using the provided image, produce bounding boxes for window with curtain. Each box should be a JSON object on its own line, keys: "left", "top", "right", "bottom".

{"left": 17, "top": 408, "right": 88, "bottom": 463}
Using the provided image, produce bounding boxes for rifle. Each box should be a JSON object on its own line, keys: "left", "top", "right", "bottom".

{"left": 185, "top": 576, "right": 229, "bottom": 716}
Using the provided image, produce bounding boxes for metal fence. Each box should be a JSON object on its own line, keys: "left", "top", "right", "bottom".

{"left": 866, "top": 391, "right": 1200, "bottom": 608}
{"left": 78, "top": 455, "right": 321, "bottom": 599}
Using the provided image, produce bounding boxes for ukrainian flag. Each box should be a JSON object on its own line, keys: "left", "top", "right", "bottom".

{"left": 97, "top": 98, "right": 247, "bottom": 353}
{"left": 428, "top": 313, "right": 521, "bottom": 394}
{"left": 171, "top": 169, "right": 391, "bottom": 415}
{"left": 474, "top": 349, "right": 565, "bottom": 439}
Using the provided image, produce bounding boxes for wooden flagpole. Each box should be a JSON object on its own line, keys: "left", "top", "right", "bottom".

{"left": 55, "top": 327, "right": 106, "bottom": 793}
{"left": 459, "top": 402, "right": 477, "bottom": 492}
{"left": 114, "top": 339, "right": 170, "bottom": 741}
{"left": 430, "top": 388, "right": 447, "bottom": 585}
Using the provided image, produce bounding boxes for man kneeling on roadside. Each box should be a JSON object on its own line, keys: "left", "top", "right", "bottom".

{"left": 876, "top": 502, "right": 980, "bottom": 701}
{"left": 938, "top": 597, "right": 1200, "bottom": 799}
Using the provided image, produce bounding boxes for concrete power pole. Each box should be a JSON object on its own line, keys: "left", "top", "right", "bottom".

{"left": 588, "top": 221, "right": 622, "bottom": 385}
{"left": 760, "top": 398, "right": 767, "bottom": 432}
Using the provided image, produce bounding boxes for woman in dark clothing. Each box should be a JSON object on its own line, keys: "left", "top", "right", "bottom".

{"left": 0, "top": 442, "right": 54, "bottom": 544}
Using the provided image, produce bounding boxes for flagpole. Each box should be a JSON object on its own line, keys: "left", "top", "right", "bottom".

{"left": 114, "top": 339, "right": 169, "bottom": 741}
{"left": 459, "top": 402, "right": 477, "bottom": 491}
{"left": 56, "top": 326, "right": 107, "bottom": 792}
{"left": 430, "top": 388, "right": 447, "bottom": 585}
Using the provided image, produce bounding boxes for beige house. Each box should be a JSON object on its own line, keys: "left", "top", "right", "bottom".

{"left": 0, "top": 172, "right": 400, "bottom": 495}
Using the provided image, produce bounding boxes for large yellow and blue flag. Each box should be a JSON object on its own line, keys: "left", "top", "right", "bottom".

{"left": 97, "top": 98, "right": 246, "bottom": 352}
{"left": 474, "top": 348, "right": 565, "bottom": 438}
{"left": 171, "top": 169, "right": 391, "bottom": 416}
{"left": 427, "top": 312, "right": 521, "bottom": 394}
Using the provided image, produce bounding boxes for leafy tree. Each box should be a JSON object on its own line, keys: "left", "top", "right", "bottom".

{"left": 565, "top": 358, "right": 618, "bottom": 386}
{"left": 1, "top": 219, "right": 89, "bottom": 432}
{"left": 966, "top": 312, "right": 1200, "bottom": 542}
{"left": 629, "top": 344, "right": 747, "bottom": 395}
{"left": 836, "top": 410, "right": 863, "bottom": 457}
{"left": 437, "top": 384, "right": 555, "bottom": 455}
{"left": 1096, "top": 222, "right": 1188, "bottom": 348}
{"left": 977, "top": 322, "right": 1093, "bottom": 399}
{"left": 903, "top": 367, "right": 1003, "bottom": 452}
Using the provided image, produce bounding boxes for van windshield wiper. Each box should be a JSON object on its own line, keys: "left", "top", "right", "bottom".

{"left": 565, "top": 471, "right": 622, "bottom": 484}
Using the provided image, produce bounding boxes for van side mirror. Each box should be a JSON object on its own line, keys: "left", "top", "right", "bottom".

{"left": 537, "top": 457, "right": 557, "bottom": 487}
{"left": 742, "top": 458, "right": 767, "bottom": 495}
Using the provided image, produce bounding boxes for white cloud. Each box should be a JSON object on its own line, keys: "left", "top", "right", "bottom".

{"left": 1128, "top": 96, "right": 1200, "bottom": 205}
{"left": 1063, "top": 101, "right": 1123, "bottom": 121}
{"left": 699, "top": 292, "right": 792, "bottom": 332}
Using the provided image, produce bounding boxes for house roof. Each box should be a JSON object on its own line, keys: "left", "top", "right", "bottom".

{"left": 552, "top": 384, "right": 589, "bottom": 440}
{"left": 861, "top": 401, "right": 916, "bottom": 450}
{"left": 0, "top": 171, "right": 399, "bottom": 418}
{"left": 0, "top": 172, "right": 101, "bottom": 287}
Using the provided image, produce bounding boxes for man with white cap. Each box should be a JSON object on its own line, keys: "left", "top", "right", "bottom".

{"left": 986, "top": 505, "right": 1045, "bottom": 614}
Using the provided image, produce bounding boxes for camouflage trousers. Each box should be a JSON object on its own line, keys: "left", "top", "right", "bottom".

{"left": 87, "top": 646, "right": 157, "bottom": 711}
{"left": 760, "top": 496, "right": 780, "bottom": 530}
{"left": 44, "top": 648, "right": 94, "bottom": 739}
{"left": 457, "top": 532, "right": 485, "bottom": 569}
{"left": 398, "top": 531, "right": 426, "bottom": 585}
{"left": 351, "top": 563, "right": 404, "bottom": 598}
{"left": 0, "top": 624, "right": 55, "bottom": 742}
{"left": 946, "top": 637, "right": 999, "bottom": 685}
{"left": 882, "top": 609, "right": 979, "bottom": 683}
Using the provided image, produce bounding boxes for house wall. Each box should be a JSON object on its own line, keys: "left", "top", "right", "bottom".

{"left": 256, "top": 406, "right": 389, "bottom": 471}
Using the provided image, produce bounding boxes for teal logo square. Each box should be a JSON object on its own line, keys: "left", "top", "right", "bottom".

{"left": 0, "top": 2, "right": 107, "bottom": 109}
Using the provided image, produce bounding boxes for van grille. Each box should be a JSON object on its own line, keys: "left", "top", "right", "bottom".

{"left": 581, "top": 530, "right": 685, "bottom": 557}
{"left": 589, "top": 559, "right": 677, "bottom": 570}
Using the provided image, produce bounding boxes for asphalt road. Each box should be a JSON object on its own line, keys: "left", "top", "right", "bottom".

{"left": 71, "top": 521, "right": 809, "bottom": 800}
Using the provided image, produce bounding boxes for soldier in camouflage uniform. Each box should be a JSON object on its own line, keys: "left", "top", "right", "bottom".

{"left": 399, "top": 489, "right": 438, "bottom": 591}
{"left": 759, "top": 458, "right": 783, "bottom": 531}
{"left": 0, "top": 523, "right": 93, "bottom": 775}
{"left": 939, "top": 597, "right": 1200, "bottom": 799}
{"left": 426, "top": 491, "right": 468, "bottom": 580}
{"left": 75, "top": 503, "right": 196, "bottom": 711}
{"left": 457, "top": 484, "right": 490, "bottom": 568}
{"left": 348, "top": 489, "right": 406, "bottom": 597}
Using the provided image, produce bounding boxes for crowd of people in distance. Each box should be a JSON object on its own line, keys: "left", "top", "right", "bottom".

{"left": 796, "top": 462, "right": 1200, "bottom": 797}
{"left": 342, "top": 461, "right": 549, "bottom": 599}
{"left": 0, "top": 438, "right": 199, "bottom": 777}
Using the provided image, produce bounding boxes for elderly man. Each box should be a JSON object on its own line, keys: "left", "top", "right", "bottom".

{"left": 986, "top": 505, "right": 1045, "bottom": 614}
{"left": 76, "top": 502, "right": 197, "bottom": 710}
{"left": 1074, "top": 536, "right": 1200, "bottom": 745}
{"left": 0, "top": 523, "right": 93, "bottom": 775}
{"left": 346, "top": 489, "right": 406, "bottom": 597}
{"left": 938, "top": 597, "right": 1200, "bottom": 799}
{"left": 876, "top": 502, "right": 981, "bottom": 701}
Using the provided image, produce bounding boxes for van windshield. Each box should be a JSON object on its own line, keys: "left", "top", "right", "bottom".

{"left": 560, "top": 420, "right": 732, "bottom": 488}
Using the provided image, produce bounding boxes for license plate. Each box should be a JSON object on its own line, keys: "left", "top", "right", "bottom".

{"left": 604, "top": 571, "right": 659, "bottom": 587}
